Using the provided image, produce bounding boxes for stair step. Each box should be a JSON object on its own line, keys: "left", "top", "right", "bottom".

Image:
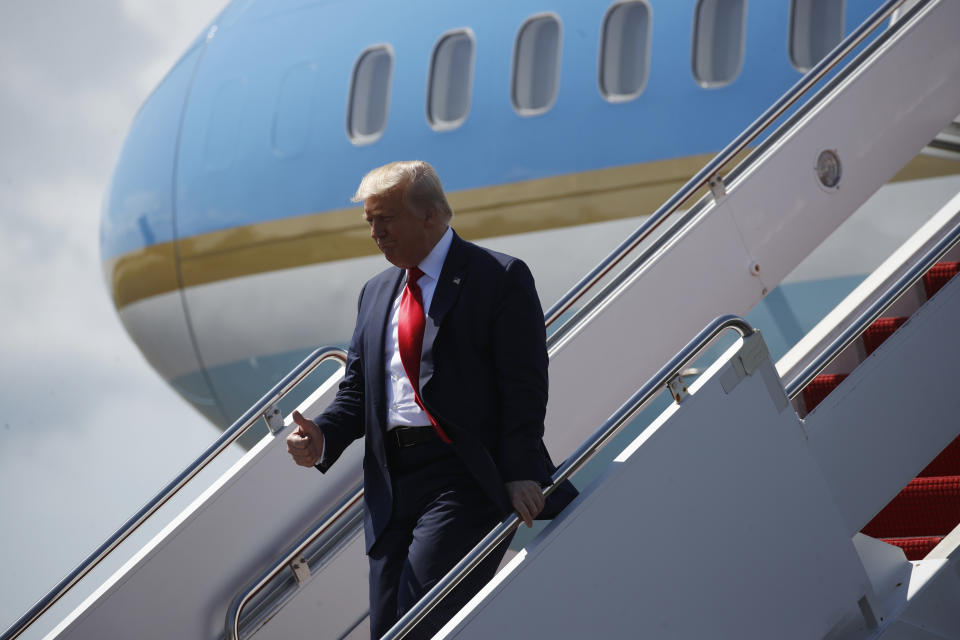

{"left": 802, "top": 374, "right": 848, "bottom": 413}
{"left": 922, "top": 261, "right": 960, "bottom": 299}
{"left": 919, "top": 435, "right": 960, "bottom": 477}
{"left": 882, "top": 536, "right": 944, "bottom": 561}
{"left": 862, "top": 476, "right": 960, "bottom": 539}
{"left": 845, "top": 263, "right": 960, "bottom": 560}
{"left": 862, "top": 316, "right": 907, "bottom": 356}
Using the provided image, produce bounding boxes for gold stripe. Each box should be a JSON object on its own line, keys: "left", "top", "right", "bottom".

{"left": 108, "top": 243, "right": 180, "bottom": 311}
{"left": 107, "top": 153, "right": 959, "bottom": 309}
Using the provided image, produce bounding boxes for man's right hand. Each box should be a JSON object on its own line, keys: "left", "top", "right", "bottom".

{"left": 505, "top": 480, "right": 545, "bottom": 528}
{"left": 286, "top": 411, "right": 324, "bottom": 467}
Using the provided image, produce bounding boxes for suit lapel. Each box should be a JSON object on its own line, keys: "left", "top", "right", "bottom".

{"left": 420, "top": 232, "right": 468, "bottom": 391}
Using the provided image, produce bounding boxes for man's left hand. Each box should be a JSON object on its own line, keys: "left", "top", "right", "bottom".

{"left": 505, "top": 480, "right": 545, "bottom": 528}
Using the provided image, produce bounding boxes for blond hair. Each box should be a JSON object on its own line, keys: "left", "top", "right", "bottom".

{"left": 351, "top": 160, "right": 453, "bottom": 220}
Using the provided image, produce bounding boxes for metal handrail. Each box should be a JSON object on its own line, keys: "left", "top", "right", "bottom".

{"left": 222, "top": 211, "right": 960, "bottom": 637}
{"left": 10, "top": 1, "right": 920, "bottom": 637}
{"left": 383, "top": 315, "right": 756, "bottom": 639}
{"left": 784, "top": 217, "right": 960, "bottom": 400}
{"left": 543, "top": 0, "right": 908, "bottom": 330}
{"left": 380, "top": 5, "right": 918, "bottom": 635}
{"left": 225, "top": 485, "right": 364, "bottom": 640}
{"left": 1, "top": 346, "right": 348, "bottom": 640}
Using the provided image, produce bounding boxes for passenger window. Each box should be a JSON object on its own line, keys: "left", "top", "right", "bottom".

{"left": 512, "top": 14, "right": 562, "bottom": 115}
{"left": 789, "top": 0, "right": 844, "bottom": 72}
{"left": 428, "top": 30, "right": 475, "bottom": 130}
{"left": 692, "top": 0, "right": 747, "bottom": 87}
{"left": 347, "top": 45, "right": 393, "bottom": 144}
{"left": 599, "top": 1, "right": 652, "bottom": 101}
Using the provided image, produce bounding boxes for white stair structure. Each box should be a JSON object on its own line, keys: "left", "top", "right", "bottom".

{"left": 439, "top": 259, "right": 960, "bottom": 640}
{"left": 9, "top": 0, "right": 960, "bottom": 638}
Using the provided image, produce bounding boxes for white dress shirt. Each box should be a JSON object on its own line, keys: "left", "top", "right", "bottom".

{"left": 385, "top": 226, "right": 453, "bottom": 428}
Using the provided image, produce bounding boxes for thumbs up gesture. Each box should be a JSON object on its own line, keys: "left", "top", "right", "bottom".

{"left": 286, "top": 411, "right": 324, "bottom": 468}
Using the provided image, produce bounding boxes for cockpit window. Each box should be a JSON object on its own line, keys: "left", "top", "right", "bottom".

{"left": 428, "top": 30, "right": 475, "bottom": 131}
{"left": 789, "top": 0, "right": 844, "bottom": 72}
{"left": 599, "top": 1, "right": 652, "bottom": 102}
{"left": 347, "top": 45, "right": 393, "bottom": 144}
{"left": 512, "top": 14, "right": 562, "bottom": 115}
{"left": 692, "top": 0, "right": 747, "bottom": 88}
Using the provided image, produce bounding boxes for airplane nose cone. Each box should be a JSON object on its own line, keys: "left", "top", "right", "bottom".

{"left": 101, "top": 44, "right": 229, "bottom": 428}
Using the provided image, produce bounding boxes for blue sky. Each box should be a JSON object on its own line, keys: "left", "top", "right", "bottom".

{"left": 0, "top": 1, "right": 231, "bottom": 636}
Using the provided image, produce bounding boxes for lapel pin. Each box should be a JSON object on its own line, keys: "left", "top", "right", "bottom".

{"left": 452, "top": 277, "right": 461, "bottom": 285}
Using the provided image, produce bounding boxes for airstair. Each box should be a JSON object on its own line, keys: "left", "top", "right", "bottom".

{"left": 798, "top": 259, "right": 960, "bottom": 562}
{"left": 418, "top": 195, "right": 960, "bottom": 639}
{"left": 6, "top": 0, "right": 960, "bottom": 638}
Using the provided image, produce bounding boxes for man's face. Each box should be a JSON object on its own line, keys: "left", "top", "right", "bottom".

{"left": 363, "top": 187, "right": 433, "bottom": 269}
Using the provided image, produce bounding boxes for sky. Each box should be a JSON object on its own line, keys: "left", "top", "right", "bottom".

{"left": 0, "top": 1, "right": 232, "bottom": 634}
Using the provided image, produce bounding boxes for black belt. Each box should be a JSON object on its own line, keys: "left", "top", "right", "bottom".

{"left": 388, "top": 425, "right": 440, "bottom": 448}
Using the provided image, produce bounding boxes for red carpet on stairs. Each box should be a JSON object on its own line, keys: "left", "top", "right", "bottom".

{"left": 922, "top": 261, "right": 959, "bottom": 299}
{"left": 800, "top": 261, "right": 960, "bottom": 561}
{"left": 919, "top": 435, "right": 960, "bottom": 477}
{"left": 879, "top": 536, "right": 943, "bottom": 560}
{"left": 862, "top": 316, "right": 907, "bottom": 356}
{"left": 868, "top": 434, "right": 960, "bottom": 560}
{"left": 862, "top": 476, "right": 960, "bottom": 539}
{"left": 802, "top": 374, "right": 848, "bottom": 413}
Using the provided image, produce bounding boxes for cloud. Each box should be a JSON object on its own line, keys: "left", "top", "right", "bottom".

{"left": 0, "top": 0, "right": 222, "bottom": 197}
{"left": 0, "top": 0, "right": 230, "bottom": 428}
{"left": 0, "top": 0, "right": 226, "bottom": 359}
{"left": 0, "top": 0, "right": 229, "bottom": 631}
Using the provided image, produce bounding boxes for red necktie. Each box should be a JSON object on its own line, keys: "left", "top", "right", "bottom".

{"left": 398, "top": 268, "right": 451, "bottom": 443}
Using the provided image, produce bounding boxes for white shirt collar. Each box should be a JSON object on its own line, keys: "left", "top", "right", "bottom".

{"left": 417, "top": 226, "right": 453, "bottom": 282}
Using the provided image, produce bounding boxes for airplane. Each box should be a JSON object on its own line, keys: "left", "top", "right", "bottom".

{"left": 11, "top": 0, "right": 956, "bottom": 637}
{"left": 99, "top": 0, "right": 958, "bottom": 434}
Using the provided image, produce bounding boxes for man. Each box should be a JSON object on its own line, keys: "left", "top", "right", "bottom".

{"left": 286, "top": 160, "right": 572, "bottom": 638}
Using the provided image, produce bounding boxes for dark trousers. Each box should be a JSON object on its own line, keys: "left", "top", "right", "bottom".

{"left": 368, "top": 439, "right": 512, "bottom": 639}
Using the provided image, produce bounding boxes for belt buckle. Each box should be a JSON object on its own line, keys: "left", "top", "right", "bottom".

{"left": 392, "top": 427, "right": 413, "bottom": 448}
{"left": 392, "top": 426, "right": 432, "bottom": 448}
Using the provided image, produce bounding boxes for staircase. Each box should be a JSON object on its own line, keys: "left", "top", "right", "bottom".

{"left": 801, "top": 261, "right": 960, "bottom": 560}
{"left": 19, "top": 0, "right": 960, "bottom": 638}
{"left": 430, "top": 227, "right": 960, "bottom": 640}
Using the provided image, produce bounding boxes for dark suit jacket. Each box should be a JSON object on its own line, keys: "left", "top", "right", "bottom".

{"left": 313, "top": 231, "right": 560, "bottom": 552}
